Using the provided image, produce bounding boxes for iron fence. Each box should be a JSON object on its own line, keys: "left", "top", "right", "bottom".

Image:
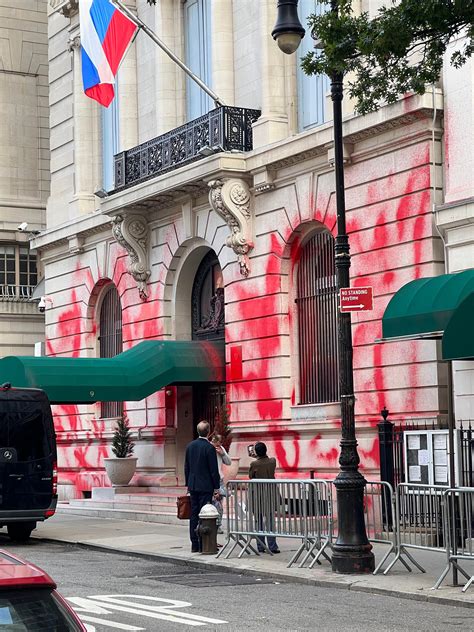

{"left": 459, "top": 421, "right": 474, "bottom": 487}
{"left": 114, "top": 106, "right": 261, "bottom": 191}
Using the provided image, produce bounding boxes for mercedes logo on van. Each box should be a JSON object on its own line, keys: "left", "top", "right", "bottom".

{"left": 3, "top": 450, "right": 13, "bottom": 460}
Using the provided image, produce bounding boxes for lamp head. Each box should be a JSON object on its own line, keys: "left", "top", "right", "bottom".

{"left": 271, "top": 0, "right": 305, "bottom": 55}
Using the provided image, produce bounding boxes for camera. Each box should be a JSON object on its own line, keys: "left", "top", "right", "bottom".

{"left": 17, "top": 222, "right": 28, "bottom": 232}
{"left": 38, "top": 296, "right": 46, "bottom": 313}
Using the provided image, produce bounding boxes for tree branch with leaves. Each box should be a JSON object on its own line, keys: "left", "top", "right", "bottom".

{"left": 300, "top": 0, "right": 473, "bottom": 115}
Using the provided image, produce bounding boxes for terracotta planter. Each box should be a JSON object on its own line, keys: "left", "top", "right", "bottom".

{"left": 104, "top": 457, "right": 137, "bottom": 487}
{"left": 222, "top": 456, "right": 240, "bottom": 484}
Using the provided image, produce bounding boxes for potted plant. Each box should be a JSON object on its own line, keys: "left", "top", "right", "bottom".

{"left": 104, "top": 416, "right": 137, "bottom": 487}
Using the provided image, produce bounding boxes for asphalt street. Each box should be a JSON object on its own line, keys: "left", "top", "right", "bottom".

{"left": 1, "top": 538, "right": 472, "bottom": 632}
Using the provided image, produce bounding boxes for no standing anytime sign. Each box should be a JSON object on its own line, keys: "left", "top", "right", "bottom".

{"left": 339, "top": 287, "right": 374, "bottom": 313}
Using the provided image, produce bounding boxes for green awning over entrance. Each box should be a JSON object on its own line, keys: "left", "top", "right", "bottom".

{"left": 381, "top": 269, "right": 474, "bottom": 360}
{"left": 0, "top": 340, "right": 225, "bottom": 404}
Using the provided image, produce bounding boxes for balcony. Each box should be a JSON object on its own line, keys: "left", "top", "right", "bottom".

{"left": 0, "top": 285, "right": 35, "bottom": 302}
{"left": 113, "top": 106, "right": 261, "bottom": 192}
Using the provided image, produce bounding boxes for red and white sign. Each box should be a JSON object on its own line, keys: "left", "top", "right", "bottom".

{"left": 339, "top": 286, "right": 373, "bottom": 312}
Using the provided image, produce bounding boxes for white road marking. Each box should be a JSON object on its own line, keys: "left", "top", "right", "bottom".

{"left": 79, "top": 615, "right": 144, "bottom": 630}
{"left": 68, "top": 594, "right": 227, "bottom": 628}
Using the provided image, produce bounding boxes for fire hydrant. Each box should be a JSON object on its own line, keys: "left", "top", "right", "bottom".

{"left": 196, "top": 503, "right": 219, "bottom": 555}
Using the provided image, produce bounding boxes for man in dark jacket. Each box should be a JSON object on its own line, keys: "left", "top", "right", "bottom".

{"left": 248, "top": 441, "right": 280, "bottom": 554}
{"left": 185, "top": 420, "right": 220, "bottom": 552}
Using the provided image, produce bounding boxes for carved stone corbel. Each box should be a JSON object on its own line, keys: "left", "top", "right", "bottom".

{"left": 67, "top": 34, "right": 81, "bottom": 52}
{"left": 208, "top": 179, "right": 253, "bottom": 277}
{"left": 50, "top": 0, "right": 79, "bottom": 18}
{"left": 111, "top": 214, "right": 150, "bottom": 300}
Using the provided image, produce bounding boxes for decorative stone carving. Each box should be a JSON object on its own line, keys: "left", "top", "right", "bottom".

{"left": 50, "top": 0, "right": 79, "bottom": 18}
{"left": 208, "top": 179, "right": 253, "bottom": 277}
{"left": 68, "top": 235, "right": 84, "bottom": 255}
{"left": 67, "top": 34, "right": 81, "bottom": 52}
{"left": 111, "top": 215, "right": 150, "bottom": 300}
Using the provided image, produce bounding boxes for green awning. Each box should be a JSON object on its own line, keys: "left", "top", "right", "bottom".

{"left": 381, "top": 269, "right": 474, "bottom": 360}
{"left": 0, "top": 340, "right": 224, "bottom": 404}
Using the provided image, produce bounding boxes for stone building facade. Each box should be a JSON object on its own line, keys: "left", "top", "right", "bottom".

{"left": 0, "top": 0, "right": 49, "bottom": 357}
{"left": 36, "top": 0, "right": 471, "bottom": 500}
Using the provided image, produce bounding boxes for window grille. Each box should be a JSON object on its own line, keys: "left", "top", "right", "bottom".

{"left": 295, "top": 231, "right": 339, "bottom": 404}
{"left": 99, "top": 285, "right": 123, "bottom": 419}
{"left": 191, "top": 251, "right": 225, "bottom": 341}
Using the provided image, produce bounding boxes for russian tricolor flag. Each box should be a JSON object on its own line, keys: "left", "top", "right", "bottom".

{"left": 79, "top": 0, "right": 137, "bottom": 107}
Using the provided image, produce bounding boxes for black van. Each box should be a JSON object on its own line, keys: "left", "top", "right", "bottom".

{"left": 0, "top": 384, "right": 57, "bottom": 541}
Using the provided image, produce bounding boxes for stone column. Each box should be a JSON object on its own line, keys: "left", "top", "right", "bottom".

{"left": 68, "top": 31, "right": 98, "bottom": 218}
{"left": 119, "top": 1, "right": 138, "bottom": 150}
{"left": 152, "top": 0, "right": 185, "bottom": 134}
{"left": 252, "top": 0, "right": 288, "bottom": 148}
{"left": 210, "top": 0, "right": 235, "bottom": 105}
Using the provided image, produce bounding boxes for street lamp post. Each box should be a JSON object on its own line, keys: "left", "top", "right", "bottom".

{"left": 272, "top": 0, "right": 374, "bottom": 574}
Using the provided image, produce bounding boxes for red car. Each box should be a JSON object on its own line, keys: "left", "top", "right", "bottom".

{"left": 0, "top": 549, "right": 86, "bottom": 631}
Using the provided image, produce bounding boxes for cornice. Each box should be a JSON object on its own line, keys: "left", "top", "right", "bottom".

{"left": 247, "top": 90, "right": 443, "bottom": 175}
{"left": 30, "top": 211, "right": 111, "bottom": 253}
{"left": 38, "top": 93, "right": 444, "bottom": 252}
{"left": 100, "top": 154, "right": 248, "bottom": 217}
{"left": 50, "top": 0, "right": 78, "bottom": 18}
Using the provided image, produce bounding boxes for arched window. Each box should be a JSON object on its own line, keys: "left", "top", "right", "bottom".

{"left": 99, "top": 285, "right": 123, "bottom": 419}
{"left": 191, "top": 251, "right": 224, "bottom": 341}
{"left": 296, "top": 231, "right": 339, "bottom": 404}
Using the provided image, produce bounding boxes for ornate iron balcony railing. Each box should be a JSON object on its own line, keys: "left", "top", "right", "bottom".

{"left": 114, "top": 106, "right": 261, "bottom": 191}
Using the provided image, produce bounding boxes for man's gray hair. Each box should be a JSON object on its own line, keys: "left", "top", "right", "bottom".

{"left": 197, "top": 420, "right": 210, "bottom": 437}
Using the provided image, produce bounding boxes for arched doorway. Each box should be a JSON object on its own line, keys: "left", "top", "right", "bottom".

{"left": 191, "top": 251, "right": 226, "bottom": 435}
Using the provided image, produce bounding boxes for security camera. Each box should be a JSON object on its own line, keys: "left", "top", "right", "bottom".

{"left": 38, "top": 296, "right": 46, "bottom": 313}
{"left": 17, "top": 222, "right": 28, "bottom": 232}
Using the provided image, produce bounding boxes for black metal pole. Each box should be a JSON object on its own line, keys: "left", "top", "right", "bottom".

{"left": 329, "top": 0, "right": 374, "bottom": 573}
{"left": 271, "top": 0, "right": 374, "bottom": 573}
{"left": 446, "top": 360, "right": 458, "bottom": 586}
{"left": 377, "top": 407, "right": 394, "bottom": 529}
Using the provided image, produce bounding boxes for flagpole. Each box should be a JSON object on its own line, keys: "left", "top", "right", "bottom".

{"left": 112, "top": 0, "right": 225, "bottom": 108}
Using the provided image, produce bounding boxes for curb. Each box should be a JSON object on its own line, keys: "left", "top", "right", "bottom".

{"left": 33, "top": 534, "right": 473, "bottom": 610}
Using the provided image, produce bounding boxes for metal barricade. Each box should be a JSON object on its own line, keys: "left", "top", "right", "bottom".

{"left": 324, "top": 480, "right": 396, "bottom": 574}
{"left": 296, "top": 480, "right": 333, "bottom": 568}
{"left": 434, "top": 488, "right": 474, "bottom": 592}
{"left": 383, "top": 483, "right": 448, "bottom": 575}
{"left": 364, "top": 481, "right": 397, "bottom": 574}
{"left": 218, "top": 479, "right": 332, "bottom": 568}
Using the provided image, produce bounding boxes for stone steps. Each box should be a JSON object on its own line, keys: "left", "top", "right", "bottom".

{"left": 56, "top": 485, "right": 190, "bottom": 526}
{"left": 56, "top": 503, "right": 182, "bottom": 525}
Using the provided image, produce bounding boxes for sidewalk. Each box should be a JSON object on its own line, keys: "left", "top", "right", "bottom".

{"left": 32, "top": 513, "right": 473, "bottom": 609}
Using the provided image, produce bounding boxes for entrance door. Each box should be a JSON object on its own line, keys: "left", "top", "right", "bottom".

{"left": 193, "top": 383, "right": 226, "bottom": 436}
{"left": 191, "top": 251, "right": 226, "bottom": 434}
